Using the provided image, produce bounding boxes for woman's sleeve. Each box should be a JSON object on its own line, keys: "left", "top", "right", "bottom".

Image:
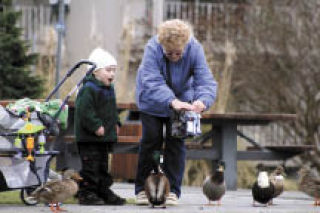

{"left": 192, "top": 43, "right": 218, "bottom": 110}
{"left": 139, "top": 45, "right": 176, "bottom": 110}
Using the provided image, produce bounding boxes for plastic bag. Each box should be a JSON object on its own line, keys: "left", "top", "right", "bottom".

{"left": 170, "top": 111, "right": 201, "bottom": 139}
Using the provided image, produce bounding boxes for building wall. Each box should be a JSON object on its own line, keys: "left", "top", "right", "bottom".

{"left": 64, "top": 0, "right": 146, "bottom": 66}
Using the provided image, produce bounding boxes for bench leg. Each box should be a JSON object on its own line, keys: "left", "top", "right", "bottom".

{"left": 213, "top": 123, "right": 237, "bottom": 190}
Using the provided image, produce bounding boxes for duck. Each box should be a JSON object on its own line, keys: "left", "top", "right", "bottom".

{"left": 269, "top": 165, "right": 285, "bottom": 204}
{"left": 31, "top": 169, "right": 82, "bottom": 212}
{"left": 144, "top": 151, "right": 170, "bottom": 208}
{"left": 298, "top": 167, "right": 320, "bottom": 206}
{"left": 202, "top": 161, "right": 226, "bottom": 206}
{"left": 252, "top": 170, "right": 275, "bottom": 207}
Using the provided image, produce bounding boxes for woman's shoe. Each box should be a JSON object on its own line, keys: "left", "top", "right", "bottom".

{"left": 136, "top": 191, "right": 149, "bottom": 205}
{"left": 166, "top": 192, "right": 178, "bottom": 206}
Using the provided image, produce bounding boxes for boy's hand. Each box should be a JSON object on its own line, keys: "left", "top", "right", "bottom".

{"left": 171, "top": 99, "right": 194, "bottom": 111}
{"left": 95, "top": 126, "right": 105, "bottom": 136}
{"left": 192, "top": 100, "right": 206, "bottom": 113}
{"left": 116, "top": 125, "right": 120, "bottom": 135}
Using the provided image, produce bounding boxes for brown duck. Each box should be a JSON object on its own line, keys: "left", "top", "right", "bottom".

{"left": 298, "top": 167, "right": 320, "bottom": 206}
{"left": 31, "top": 169, "right": 82, "bottom": 212}
{"left": 202, "top": 161, "right": 226, "bottom": 206}
{"left": 144, "top": 151, "right": 170, "bottom": 208}
{"left": 269, "top": 165, "right": 285, "bottom": 204}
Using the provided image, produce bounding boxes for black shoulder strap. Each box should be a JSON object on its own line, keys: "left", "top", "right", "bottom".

{"left": 165, "top": 57, "right": 173, "bottom": 89}
{"left": 162, "top": 57, "right": 194, "bottom": 90}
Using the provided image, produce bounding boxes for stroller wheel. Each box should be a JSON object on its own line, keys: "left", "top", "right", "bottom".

{"left": 20, "top": 187, "right": 38, "bottom": 206}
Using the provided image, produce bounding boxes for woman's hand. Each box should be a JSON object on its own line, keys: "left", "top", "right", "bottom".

{"left": 95, "top": 126, "right": 105, "bottom": 136}
{"left": 171, "top": 99, "right": 194, "bottom": 111}
{"left": 192, "top": 100, "right": 206, "bottom": 113}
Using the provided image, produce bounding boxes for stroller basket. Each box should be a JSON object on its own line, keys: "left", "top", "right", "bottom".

{"left": 0, "top": 151, "right": 58, "bottom": 192}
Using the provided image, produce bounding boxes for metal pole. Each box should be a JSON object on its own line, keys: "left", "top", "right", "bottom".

{"left": 55, "top": 0, "right": 65, "bottom": 98}
{"left": 152, "top": 0, "right": 164, "bottom": 34}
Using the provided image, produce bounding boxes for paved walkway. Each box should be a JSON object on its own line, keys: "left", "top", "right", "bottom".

{"left": 0, "top": 183, "right": 317, "bottom": 213}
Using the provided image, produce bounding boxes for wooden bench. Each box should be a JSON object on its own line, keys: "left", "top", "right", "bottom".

{"left": 247, "top": 145, "right": 315, "bottom": 153}
{"left": 242, "top": 145, "right": 316, "bottom": 160}
{"left": 47, "top": 122, "right": 142, "bottom": 180}
{"left": 48, "top": 135, "right": 141, "bottom": 144}
{"left": 47, "top": 135, "right": 215, "bottom": 153}
{"left": 47, "top": 127, "right": 218, "bottom": 181}
{"left": 0, "top": 100, "right": 305, "bottom": 189}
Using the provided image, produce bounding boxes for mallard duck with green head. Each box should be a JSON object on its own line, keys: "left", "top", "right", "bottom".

{"left": 202, "top": 161, "right": 226, "bottom": 206}
{"left": 31, "top": 169, "right": 83, "bottom": 212}
{"left": 144, "top": 151, "right": 170, "bottom": 208}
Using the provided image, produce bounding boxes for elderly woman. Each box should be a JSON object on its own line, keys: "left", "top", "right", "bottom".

{"left": 135, "top": 19, "right": 217, "bottom": 205}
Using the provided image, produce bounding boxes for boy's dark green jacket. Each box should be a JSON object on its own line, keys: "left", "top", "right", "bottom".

{"left": 75, "top": 75, "right": 120, "bottom": 143}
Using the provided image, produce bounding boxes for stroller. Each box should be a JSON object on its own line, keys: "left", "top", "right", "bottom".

{"left": 0, "top": 60, "right": 96, "bottom": 205}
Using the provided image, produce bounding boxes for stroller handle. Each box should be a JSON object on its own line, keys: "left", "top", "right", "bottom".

{"left": 66, "top": 60, "right": 96, "bottom": 77}
{"left": 48, "top": 60, "right": 97, "bottom": 124}
{"left": 46, "top": 60, "right": 96, "bottom": 101}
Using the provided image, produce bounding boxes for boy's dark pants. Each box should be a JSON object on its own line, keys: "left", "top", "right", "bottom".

{"left": 134, "top": 112, "right": 186, "bottom": 197}
{"left": 77, "top": 142, "right": 113, "bottom": 199}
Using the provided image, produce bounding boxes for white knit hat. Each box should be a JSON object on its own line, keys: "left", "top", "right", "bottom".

{"left": 87, "top": 47, "right": 117, "bottom": 71}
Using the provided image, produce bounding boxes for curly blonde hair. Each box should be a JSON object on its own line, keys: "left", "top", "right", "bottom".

{"left": 158, "top": 19, "right": 192, "bottom": 51}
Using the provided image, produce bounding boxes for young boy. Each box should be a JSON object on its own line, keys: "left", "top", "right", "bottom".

{"left": 75, "top": 48, "right": 125, "bottom": 205}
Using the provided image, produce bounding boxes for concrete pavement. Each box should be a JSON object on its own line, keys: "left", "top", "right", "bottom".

{"left": 0, "top": 183, "right": 317, "bottom": 213}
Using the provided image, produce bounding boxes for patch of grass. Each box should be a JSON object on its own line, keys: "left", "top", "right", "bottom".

{"left": 183, "top": 160, "right": 211, "bottom": 186}
{"left": 126, "top": 197, "right": 136, "bottom": 204}
{"left": 0, "top": 190, "right": 79, "bottom": 205}
{"left": 237, "top": 161, "right": 257, "bottom": 189}
{"left": 284, "top": 178, "right": 298, "bottom": 191}
{"left": 0, "top": 191, "right": 22, "bottom": 204}
{"left": 63, "top": 197, "right": 78, "bottom": 204}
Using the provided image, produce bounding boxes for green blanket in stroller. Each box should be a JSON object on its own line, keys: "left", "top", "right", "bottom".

{"left": 5, "top": 98, "right": 68, "bottom": 130}
{"left": 0, "top": 98, "right": 68, "bottom": 148}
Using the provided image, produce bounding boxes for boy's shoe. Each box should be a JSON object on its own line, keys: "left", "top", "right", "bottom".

{"left": 136, "top": 191, "right": 149, "bottom": 205}
{"left": 166, "top": 192, "right": 178, "bottom": 206}
{"left": 102, "top": 190, "right": 126, "bottom": 205}
{"left": 78, "top": 192, "right": 105, "bottom": 205}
